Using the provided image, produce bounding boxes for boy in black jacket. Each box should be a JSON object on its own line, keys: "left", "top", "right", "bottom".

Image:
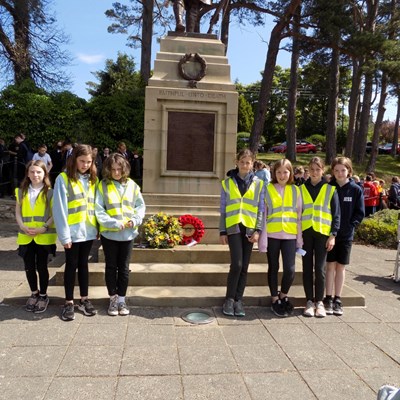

{"left": 323, "top": 157, "right": 365, "bottom": 316}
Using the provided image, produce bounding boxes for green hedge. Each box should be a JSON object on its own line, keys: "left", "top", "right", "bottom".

{"left": 355, "top": 209, "right": 399, "bottom": 249}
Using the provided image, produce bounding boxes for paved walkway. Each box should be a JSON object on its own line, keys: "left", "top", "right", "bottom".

{"left": 1, "top": 226, "right": 400, "bottom": 400}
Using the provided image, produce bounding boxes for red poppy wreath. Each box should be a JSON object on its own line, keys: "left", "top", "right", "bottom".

{"left": 178, "top": 214, "right": 205, "bottom": 245}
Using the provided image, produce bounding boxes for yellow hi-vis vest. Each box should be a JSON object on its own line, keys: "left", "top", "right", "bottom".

{"left": 266, "top": 184, "right": 300, "bottom": 234}
{"left": 60, "top": 172, "right": 97, "bottom": 227}
{"left": 16, "top": 188, "right": 57, "bottom": 245}
{"left": 301, "top": 183, "right": 335, "bottom": 236}
{"left": 98, "top": 179, "right": 140, "bottom": 232}
{"left": 221, "top": 177, "right": 263, "bottom": 232}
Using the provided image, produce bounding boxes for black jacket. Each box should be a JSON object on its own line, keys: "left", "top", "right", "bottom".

{"left": 329, "top": 178, "right": 365, "bottom": 241}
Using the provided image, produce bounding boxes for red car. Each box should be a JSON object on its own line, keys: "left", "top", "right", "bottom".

{"left": 270, "top": 141, "right": 317, "bottom": 154}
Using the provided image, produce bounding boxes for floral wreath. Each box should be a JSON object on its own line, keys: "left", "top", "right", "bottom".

{"left": 143, "top": 212, "right": 183, "bottom": 249}
{"left": 178, "top": 53, "right": 207, "bottom": 82}
{"left": 178, "top": 214, "right": 205, "bottom": 245}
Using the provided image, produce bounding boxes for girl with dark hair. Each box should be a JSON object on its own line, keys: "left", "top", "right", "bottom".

{"left": 53, "top": 144, "right": 99, "bottom": 321}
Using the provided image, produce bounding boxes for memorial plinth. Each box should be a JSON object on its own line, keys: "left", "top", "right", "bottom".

{"left": 142, "top": 33, "right": 238, "bottom": 195}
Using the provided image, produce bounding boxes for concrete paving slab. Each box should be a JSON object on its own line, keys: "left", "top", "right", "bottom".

{"left": 179, "top": 345, "right": 239, "bottom": 374}
{"left": 0, "top": 345, "right": 66, "bottom": 377}
{"left": 0, "top": 377, "right": 52, "bottom": 400}
{"left": 71, "top": 323, "right": 128, "bottom": 346}
{"left": 221, "top": 324, "right": 275, "bottom": 346}
{"left": 58, "top": 345, "right": 124, "bottom": 377}
{"left": 243, "top": 372, "right": 316, "bottom": 400}
{"left": 120, "top": 345, "right": 180, "bottom": 375}
{"left": 230, "top": 343, "right": 294, "bottom": 372}
{"left": 175, "top": 325, "right": 226, "bottom": 347}
{"left": 300, "top": 369, "right": 376, "bottom": 400}
{"left": 44, "top": 377, "right": 117, "bottom": 400}
{"left": 116, "top": 376, "right": 183, "bottom": 400}
{"left": 128, "top": 306, "right": 175, "bottom": 324}
{"left": 355, "top": 367, "right": 400, "bottom": 394}
{"left": 182, "top": 374, "right": 252, "bottom": 400}
{"left": 125, "top": 324, "right": 176, "bottom": 346}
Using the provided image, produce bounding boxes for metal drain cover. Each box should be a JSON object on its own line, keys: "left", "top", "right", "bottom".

{"left": 181, "top": 310, "right": 215, "bottom": 324}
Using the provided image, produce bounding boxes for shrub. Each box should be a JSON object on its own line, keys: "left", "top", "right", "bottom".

{"left": 355, "top": 209, "right": 399, "bottom": 249}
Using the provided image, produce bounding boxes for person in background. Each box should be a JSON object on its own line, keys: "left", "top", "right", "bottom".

{"left": 61, "top": 139, "right": 74, "bottom": 170}
{"left": 363, "top": 175, "right": 379, "bottom": 217}
{"left": 388, "top": 176, "right": 400, "bottom": 210}
{"left": 117, "top": 142, "right": 131, "bottom": 161}
{"left": 303, "top": 168, "right": 310, "bottom": 182}
{"left": 254, "top": 160, "right": 271, "bottom": 184}
{"left": 294, "top": 166, "right": 305, "bottom": 186}
{"left": 15, "top": 160, "right": 57, "bottom": 313}
{"left": 260, "top": 159, "right": 302, "bottom": 318}
{"left": 95, "top": 153, "right": 146, "bottom": 316}
{"left": 219, "top": 149, "right": 264, "bottom": 317}
{"left": 130, "top": 149, "right": 143, "bottom": 187}
{"left": 53, "top": 144, "right": 99, "bottom": 322}
{"left": 49, "top": 140, "right": 63, "bottom": 186}
{"left": 301, "top": 157, "right": 340, "bottom": 318}
{"left": 91, "top": 145, "right": 103, "bottom": 179}
{"left": 378, "top": 179, "right": 387, "bottom": 209}
{"left": 102, "top": 147, "right": 111, "bottom": 162}
{"left": 33, "top": 144, "right": 53, "bottom": 173}
{"left": 324, "top": 173, "right": 332, "bottom": 183}
{"left": 324, "top": 157, "right": 364, "bottom": 316}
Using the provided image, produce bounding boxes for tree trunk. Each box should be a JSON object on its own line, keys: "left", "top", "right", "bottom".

{"left": 344, "top": 59, "right": 361, "bottom": 158}
{"left": 11, "top": 0, "right": 32, "bottom": 84}
{"left": 220, "top": 3, "right": 230, "bottom": 54}
{"left": 249, "top": 0, "right": 301, "bottom": 155}
{"left": 325, "top": 46, "right": 339, "bottom": 165}
{"left": 140, "top": 0, "right": 153, "bottom": 85}
{"left": 367, "top": 72, "right": 388, "bottom": 171}
{"left": 286, "top": 4, "right": 301, "bottom": 162}
{"left": 354, "top": 71, "right": 373, "bottom": 165}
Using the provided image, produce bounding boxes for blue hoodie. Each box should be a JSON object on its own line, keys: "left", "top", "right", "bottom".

{"left": 329, "top": 177, "right": 365, "bottom": 241}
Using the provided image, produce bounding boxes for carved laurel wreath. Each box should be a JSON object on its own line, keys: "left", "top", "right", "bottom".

{"left": 178, "top": 53, "right": 207, "bottom": 82}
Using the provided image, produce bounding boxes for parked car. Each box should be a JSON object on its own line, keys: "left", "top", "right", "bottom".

{"left": 378, "top": 143, "right": 400, "bottom": 154}
{"left": 270, "top": 141, "right": 317, "bottom": 154}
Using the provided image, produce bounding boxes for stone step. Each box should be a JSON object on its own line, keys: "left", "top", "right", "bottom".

{"left": 54, "top": 263, "right": 302, "bottom": 286}
{"left": 5, "top": 281, "right": 365, "bottom": 308}
{"left": 99, "top": 244, "right": 268, "bottom": 264}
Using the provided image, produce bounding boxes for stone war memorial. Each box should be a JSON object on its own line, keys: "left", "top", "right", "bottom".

{"left": 141, "top": 26, "right": 239, "bottom": 244}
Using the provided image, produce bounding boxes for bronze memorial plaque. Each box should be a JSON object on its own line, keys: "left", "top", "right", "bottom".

{"left": 167, "top": 111, "right": 215, "bottom": 171}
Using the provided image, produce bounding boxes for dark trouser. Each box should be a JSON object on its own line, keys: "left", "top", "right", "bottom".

{"left": 226, "top": 225, "right": 254, "bottom": 301}
{"left": 302, "top": 228, "right": 328, "bottom": 302}
{"left": 100, "top": 235, "right": 133, "bottom": 297}
{"left": 365, "top": 205, "right": 375, "bottom": 217}
{"left": 64, "top": 240, "right": 93, "bottom": 301}
{"left": 22, "top": 240, "right": 49, "bottom": 294}
{"left": 267, "top": 238, "right": 296, "bottom": 297}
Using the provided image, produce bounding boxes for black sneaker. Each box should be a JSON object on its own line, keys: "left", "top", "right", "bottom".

{"left": 333, "top": 299, "right": 343, "bottom": 316}
{"left": 77, "top": 299, "right": 97, "bottom": 316}
{"left": 323, "top": 297, "right": 334, "bottom": 315}
{"left": 222, "top": 298, "right": 235, "bottom": 316}
{"left": 281, "top": 296, "right": 294, "bottom": 315}
{"left": 61, "top": 303, "right": 75, "bottom": 321}
{"left": 234, "top": 300, "right": 245, "bottom": 317}
{"left": 34, "top": 296, "right": 49, "bottom": 313}
{"left": 271, "top": 299, "right": 288, "bottom": 317}
{"left": 25, "top": 293, "right": 39, "bottom": 312}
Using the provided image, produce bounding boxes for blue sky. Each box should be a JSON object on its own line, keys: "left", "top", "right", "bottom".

{"left": 53, "top": 0, "right": 397, "bottom": 121}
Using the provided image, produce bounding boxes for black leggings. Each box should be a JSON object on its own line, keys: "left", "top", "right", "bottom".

{"left": 267, "top": 238, "right": 296, "bottom": 297}
{"left": 22, "top": 240, "right": 49, "bottom": 294}
{"left": 101, "top": 235, "right": 133, "bottom": 297}
{"left": 226, "top": 225, "right": 254, "bottom": 301}
{"left": 64, "top": 240, "right": 93, "bottom": 301}
{"left": 302, "top": 228, "right": 328, "bottom": 302}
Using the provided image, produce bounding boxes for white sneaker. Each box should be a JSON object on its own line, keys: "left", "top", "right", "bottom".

{"left": 118, "top": 302, "right": 130, "bottom": 316}
{"left": 315, "top": 301, "right": 326, "bottom": 318}
{"left": 303, "top": 300, "right": 315, "bottom": 317}
{"left": 108, "top": 295, "right": 118, "bottom": 316}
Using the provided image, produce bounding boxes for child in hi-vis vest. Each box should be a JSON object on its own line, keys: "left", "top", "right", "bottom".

{"left": 219, "top": 149, "right": 264, "bottom": 317}
{"left": 15, "top": 160, "right": 57, "bottom": 313}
